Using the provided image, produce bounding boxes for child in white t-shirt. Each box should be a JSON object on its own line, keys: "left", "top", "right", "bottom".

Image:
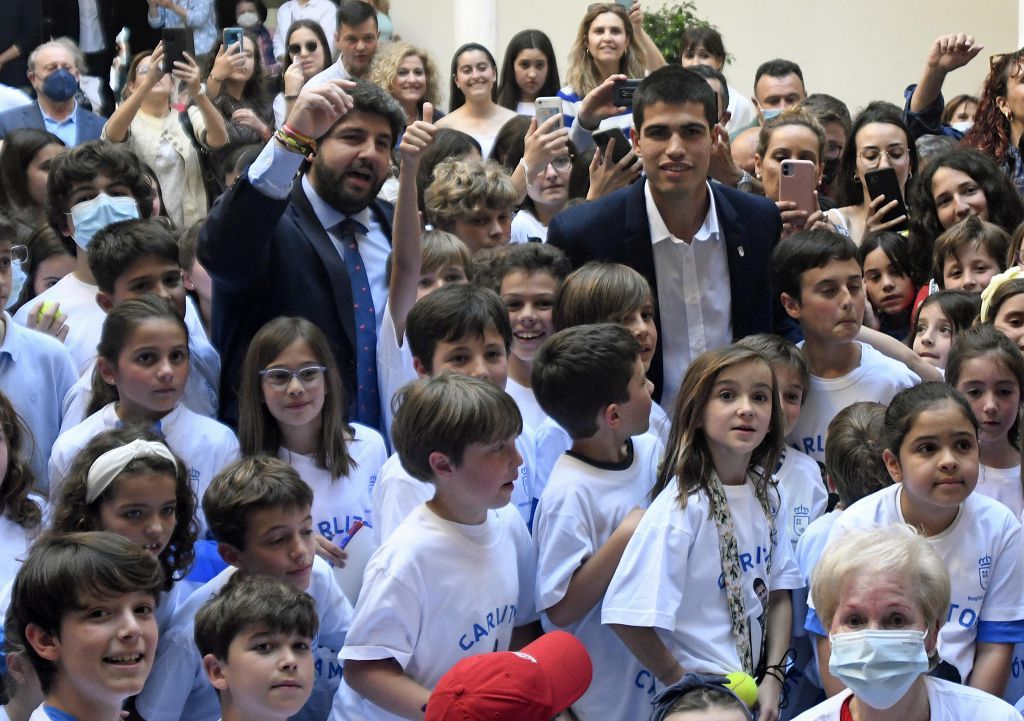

{"left": 11, "top": 141, "right": 155, "bottom": 374}
{"left": 533, "top": 262, "right": 668, "bottom": 493}
{"left": 372, "top": 284, "right": 538, "bottom": 539}
{"left": 196, "top": 575, "right": 317, "bottom": 721}
{"left": 135, "top": 456, "right": 353, "bottom": 721}
{"left": 481, "top": 243, "right": 571, "bottom": 430}
{"left": 737, "top": 334, "right": 829, "bottom": 550}
{"left": 531, "top": 324, "right": 657, "bottom": 721}
{"left": 603, "top": 344, "right": 802, "bottom": 721}
{"left": 332, "top": 374, "right": 539, "bottom": 721}
{"left": 808, "top": 383, "right": 1024, "bottom": 699}
{"left": 946, "top": 325, "right": 1024, "bottom": 518}
{"left": 772, "top": 230, "right": 919, "bottom": 463}
{"left": 237, "top": 316, "right": 387, "bottom": 556}
{"left": 47, "top": 297, "right": 239, "bottom": 537}
{"left": 377, "top": 109, "right": 473, "bottom": 439}
{"left": 788, "top": 402, "right": 889, "bottom": 718}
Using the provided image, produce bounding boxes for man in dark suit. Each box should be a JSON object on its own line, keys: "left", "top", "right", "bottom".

{"left": 200, "top": 79, "right": 405, "bottom": 430}
{"left": 549, "top": 66, "right": 798, "bottom": 407}
{"left": 0, "top": 40, "right": 105, "bottom": 145}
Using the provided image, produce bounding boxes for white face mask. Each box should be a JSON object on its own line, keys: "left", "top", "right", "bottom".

{"left": 68, "top": 193, "right": 140, "bottom": 250}
{"left": 951, "top": 121, "right": 973, "bottom": 134}
{"left": 237, "top": 11, "right": 259, "bottom": 28}
{"left": 828, "top": 628, "right": 929, "bottom": 710}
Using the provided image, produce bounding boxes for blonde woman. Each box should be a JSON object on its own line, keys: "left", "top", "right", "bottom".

{"left": 368, "top": 41, "right": 441, "bottom": 125}
{"left": 558, "top": 1, "right": 665, "bottom": 141}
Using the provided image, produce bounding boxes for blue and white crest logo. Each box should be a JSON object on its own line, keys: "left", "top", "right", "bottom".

{"left": 792, "top": 504, "right": 809, "bottom": 539}
{"left": 979, "top": 554, "right": 992, "bottom": 590}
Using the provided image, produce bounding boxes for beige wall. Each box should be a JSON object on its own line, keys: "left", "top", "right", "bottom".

{"left": 386, "top": 0, "right": 1017, "bottom": 114}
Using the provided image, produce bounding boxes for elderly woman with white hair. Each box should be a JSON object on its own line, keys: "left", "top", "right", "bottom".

{"left": 793, "top": 525, "right": 1022, "bottom": 720}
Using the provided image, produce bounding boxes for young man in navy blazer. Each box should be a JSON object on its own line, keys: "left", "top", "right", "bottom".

{"left": 548, "top": 65, "right": 798, "bottom": 407}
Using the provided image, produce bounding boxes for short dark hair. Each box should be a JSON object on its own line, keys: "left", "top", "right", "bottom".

{"left": 194, "top": 573, "right": 318, "bottom": 660}
{"left": 800, "top": 93, "right": 851, "bottom": 136}
{"left": 770, "top": 227, "right": 859, "bottom": 301}
{"left": 87, "top": 219, "right": 181, "bottom": 293}
{"left": 532, "top": 324, "right": 640, "bottom": 439}
{"left": 754, "top": 58, "right": 804, "bottom": 88}
{"left": 46, "top": 141, "right": 154, "bottom": 253}
{"left": 0, "top": 128, "right": 64, "bottom": 211}
{"left": 10, "top": 532, "right": 163, "bottom": 694}
{"left": 392, "top": 375, "right": 522, "bottom": 482}
{"left": 686, "top": 64, "right": 730, "bottom": 113}
{"left": 931, "top": 216, "right": 1010, "bottom": 287}
{"left": 406, "top": 284, "right": 511, "bottom": 372}
{"left": 330, "top": 79, "right": 406, "bottom": 147}
{"left": 337, "top": 0, "right": 377, "bottom": 30}
{"left": 634, "top": 65, "right": 717, "bottom": 130}
{"left": 478, "top": 242, "right": 571, "bottom": 294}
{"left": 203, "top": 456, "right": 313, "bottom": 550}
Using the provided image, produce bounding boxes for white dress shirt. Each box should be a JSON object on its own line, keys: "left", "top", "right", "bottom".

{"left": 647, "top": 181, "right": 732, "bottom": 408}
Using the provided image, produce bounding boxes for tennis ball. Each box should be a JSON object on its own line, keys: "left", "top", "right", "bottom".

{"left": 37, "top": 301, "right": 56, "bottom": 322}
{"left": 725, "top": 671, "right": 758, "bottom": 707}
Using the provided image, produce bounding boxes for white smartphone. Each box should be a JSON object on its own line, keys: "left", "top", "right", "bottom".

{"left": 534, "top": 96, "right": 563, "bottom": 129}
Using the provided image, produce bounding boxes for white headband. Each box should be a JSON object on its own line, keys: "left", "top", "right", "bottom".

{"left": 86, "top": 439, "right": 177, "bottom": 503}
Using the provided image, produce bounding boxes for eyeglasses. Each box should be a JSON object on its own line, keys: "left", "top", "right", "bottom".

{"left": 857, "top": 145, "right": 908, "bottom": 166}
{"left": 259, "top": 365, "right": 327, "bottom": 388}
{"left": 549, "top": 155, "right": 573, "bottom": 172}
{"left": 288, "top": 41, "right": 320, "bottom": 55}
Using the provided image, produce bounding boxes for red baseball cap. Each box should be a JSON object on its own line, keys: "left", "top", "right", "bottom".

{"left": 424, "top": 631, "right": 593, "bottom": 721}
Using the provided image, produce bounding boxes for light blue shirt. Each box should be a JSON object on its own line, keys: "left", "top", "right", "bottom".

{"left": 0, "top": 313, "right": 77, "bottom": 493}
{"left": 39, "top": 100, "right": 77, "bottom": 147}
{"left": 147, "top": 0, "right": 217, "bottom": 55}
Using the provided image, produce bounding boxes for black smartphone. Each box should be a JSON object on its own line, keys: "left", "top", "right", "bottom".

{"left": 223, "top": 26, "right": 244, "bottom": 52}
{"left": 864, "top": 167, "right": 909, "bottom": 231}
{"left": 161, "top": 28, "right": 194, "bottom": 73}
{"left": 612, "top": 78, "right": 641, "bottom": 107}
{"left": 592, "top": 127, "right": 631, "bottom": 164}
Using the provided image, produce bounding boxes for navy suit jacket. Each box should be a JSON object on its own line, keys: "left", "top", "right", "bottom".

{"left": 0, "top": 102, "right": 105, "bottom": 144}
{"left": 199, "top": 175, "right": 393, "bottom": 426}
{"left": 547, "top": 179, "right": 799, "bottom": 402}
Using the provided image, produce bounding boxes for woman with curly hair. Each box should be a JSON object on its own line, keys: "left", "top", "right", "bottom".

{"left": 962, "top": 49, "right": 1024, "bottom": 195}
{"left": 908, "top": 147, "right": 1024, "bottom": 280}
{"left": 368, "top": 41, "right": 442, "bottom": 125}
{"left": 558, "top": 2, "right": 664, "bottom": 132}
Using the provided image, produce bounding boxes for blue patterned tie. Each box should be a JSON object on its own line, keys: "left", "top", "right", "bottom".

{"left": 336, "top": 218, "right": 381, "bottom": 429}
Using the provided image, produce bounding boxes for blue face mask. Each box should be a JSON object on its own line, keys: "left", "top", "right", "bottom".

{"left": 68, "top": 193, "right": 140, "bottom": 250}
{"left": 41, "top": 68, "right": 79, "bottom": 103}
{"left": 761, "top": 107, "right": 782, "bottom": 121}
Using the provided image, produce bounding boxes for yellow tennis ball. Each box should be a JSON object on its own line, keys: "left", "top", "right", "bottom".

{"left": 725, "top": 671, "right": 758, "bottom": 707}
{"left": 37, "top": 301, "right": 55, "bottom": 322}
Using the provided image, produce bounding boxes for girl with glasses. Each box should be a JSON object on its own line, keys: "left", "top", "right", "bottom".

{"left": 238, "top": 316, "right": 388, "bottom": 561}
{"left": 273, "top": 20, "right": 332, "bottom": 127}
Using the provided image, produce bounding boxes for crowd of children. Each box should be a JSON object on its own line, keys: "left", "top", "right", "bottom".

{"left": 5, "top": 5, "right": 1024, "bottom": 721}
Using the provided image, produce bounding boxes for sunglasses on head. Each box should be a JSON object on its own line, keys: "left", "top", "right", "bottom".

{"left": 288, "top": 40, "right": 319, "bottom": 55}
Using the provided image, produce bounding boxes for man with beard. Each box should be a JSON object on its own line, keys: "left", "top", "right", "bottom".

{"left": 199, "top": 78, "right": 404, "bottom": 429}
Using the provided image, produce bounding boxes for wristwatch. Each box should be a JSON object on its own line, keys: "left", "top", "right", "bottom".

{"left": 735, "top": 169, "right": 755, "bottom": 192}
